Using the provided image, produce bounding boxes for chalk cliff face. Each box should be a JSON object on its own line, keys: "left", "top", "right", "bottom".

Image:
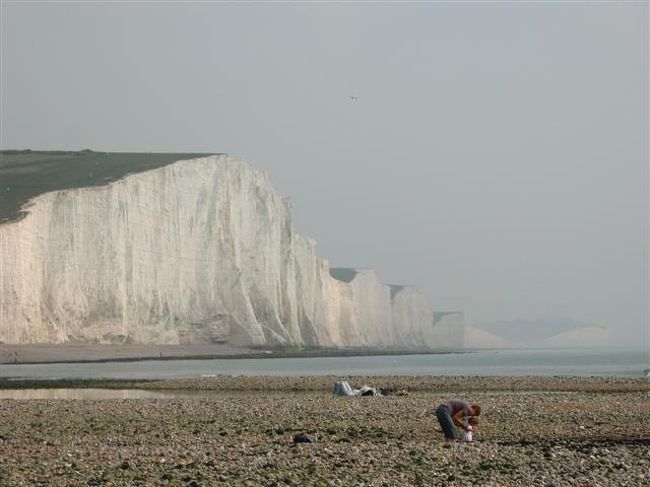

{"left": 389, "top": 285, "right": 436, "bottom": 347}
{"left": 0, "top": 154, "right": 464, "bottom": 348}
{"left": 432, "top": 312, "right": 466, "bottom": 349}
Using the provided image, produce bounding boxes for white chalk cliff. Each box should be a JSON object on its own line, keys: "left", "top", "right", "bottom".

{"left": 0, "top": 155, "right": 464, "bottom": 347}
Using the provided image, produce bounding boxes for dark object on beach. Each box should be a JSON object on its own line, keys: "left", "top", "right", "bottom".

{"left": 379, "top": 388, "right": 409, "bottom": 396}
{"left": 333, "top": 381, "right": 381, "bottom": 396}
{"left": 293, "top": 433, "right": 315, "bottom": 444}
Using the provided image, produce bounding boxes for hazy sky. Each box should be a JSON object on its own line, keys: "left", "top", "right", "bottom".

{"left": 1, "top": 2, "right": 647, "bottom": 346}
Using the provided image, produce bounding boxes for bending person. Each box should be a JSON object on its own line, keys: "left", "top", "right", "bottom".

{"left": 435, "top": 399, "right": 480, "bottom": 442}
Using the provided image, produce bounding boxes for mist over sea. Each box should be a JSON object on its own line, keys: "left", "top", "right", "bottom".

{"left": 1, "top": 348, "right": 647, "bottom": 380}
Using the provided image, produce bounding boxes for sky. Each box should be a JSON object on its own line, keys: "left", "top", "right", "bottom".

{"left": 1, "top": 1, "right": 648, "bottom": 347}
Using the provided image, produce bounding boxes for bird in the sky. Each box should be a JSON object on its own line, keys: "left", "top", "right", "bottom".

{"left": 349, "top": 96, "right": 358, "bottom": 101}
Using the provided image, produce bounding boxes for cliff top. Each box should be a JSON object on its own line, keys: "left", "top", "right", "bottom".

{"left": 0, "top": 150, "right": 215, "bottom": 224}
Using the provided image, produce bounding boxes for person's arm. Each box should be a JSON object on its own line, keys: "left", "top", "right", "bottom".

{"left": 452, "top": 410, "right": 467, "bottom": 429}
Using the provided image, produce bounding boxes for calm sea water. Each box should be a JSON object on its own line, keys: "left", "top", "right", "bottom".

{"left": 0, "top": 348, "right": 647, "bottom": 380}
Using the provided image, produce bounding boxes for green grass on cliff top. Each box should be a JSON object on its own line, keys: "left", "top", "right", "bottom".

{"left": 0, "top": 149, "right": 215, "bottom": 224}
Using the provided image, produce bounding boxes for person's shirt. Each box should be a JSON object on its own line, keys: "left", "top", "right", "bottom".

{"left": 444, "top": 399, "right": 471, "bottom": 417}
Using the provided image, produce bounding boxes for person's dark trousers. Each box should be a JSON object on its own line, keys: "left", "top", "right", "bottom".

{"left": 436, "top": 404, "right": 458, "bottom": 439}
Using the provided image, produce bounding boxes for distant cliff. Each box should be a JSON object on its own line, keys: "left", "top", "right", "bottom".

{"left": 0, "top": 153, "right": 464, "bottom": 347}
{"left": 466, "top": 317, "right": 609, "bottom": 348}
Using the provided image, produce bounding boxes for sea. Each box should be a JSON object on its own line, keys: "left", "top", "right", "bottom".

{"left": 0, "top": 348, "right": 647, "bottom": 381}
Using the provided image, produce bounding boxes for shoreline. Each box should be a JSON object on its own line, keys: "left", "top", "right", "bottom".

{"left": 0, "top": 343, "right": 466, "bottom": 365}
{"left": 1, "top": 375, "right": 647, "bottom": 393}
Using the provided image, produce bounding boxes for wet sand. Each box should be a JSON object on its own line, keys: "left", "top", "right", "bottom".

{"left": 0, "top": 376, "right": 648, "bottom": 486}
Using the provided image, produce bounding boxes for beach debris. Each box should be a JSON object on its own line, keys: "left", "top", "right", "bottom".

{"left": 379, "top": 388, "right": 409, "bottom": 396}
{"left": 293, "top": 433, "right": 315, "bottom": 444}
{"left": 333, "top": 381, "right": 380, "bottom": 397}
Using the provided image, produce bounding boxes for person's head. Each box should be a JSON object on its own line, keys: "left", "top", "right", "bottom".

{"left": 468, "top": 404, "right": 481, "bottom": 425}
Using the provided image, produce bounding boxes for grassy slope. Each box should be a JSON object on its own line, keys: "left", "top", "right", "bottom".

{"left": 0, "top": 149, "right": 215, "bottom": 223}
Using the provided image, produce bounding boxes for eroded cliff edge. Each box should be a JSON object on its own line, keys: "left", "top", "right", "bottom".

{"left": 0, "top": 154, "right": 464, "bottom": 347}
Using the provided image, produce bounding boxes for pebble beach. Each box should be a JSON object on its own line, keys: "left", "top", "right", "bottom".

{"left": 0, "top": 376, "right": 648, "bottom": 486}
